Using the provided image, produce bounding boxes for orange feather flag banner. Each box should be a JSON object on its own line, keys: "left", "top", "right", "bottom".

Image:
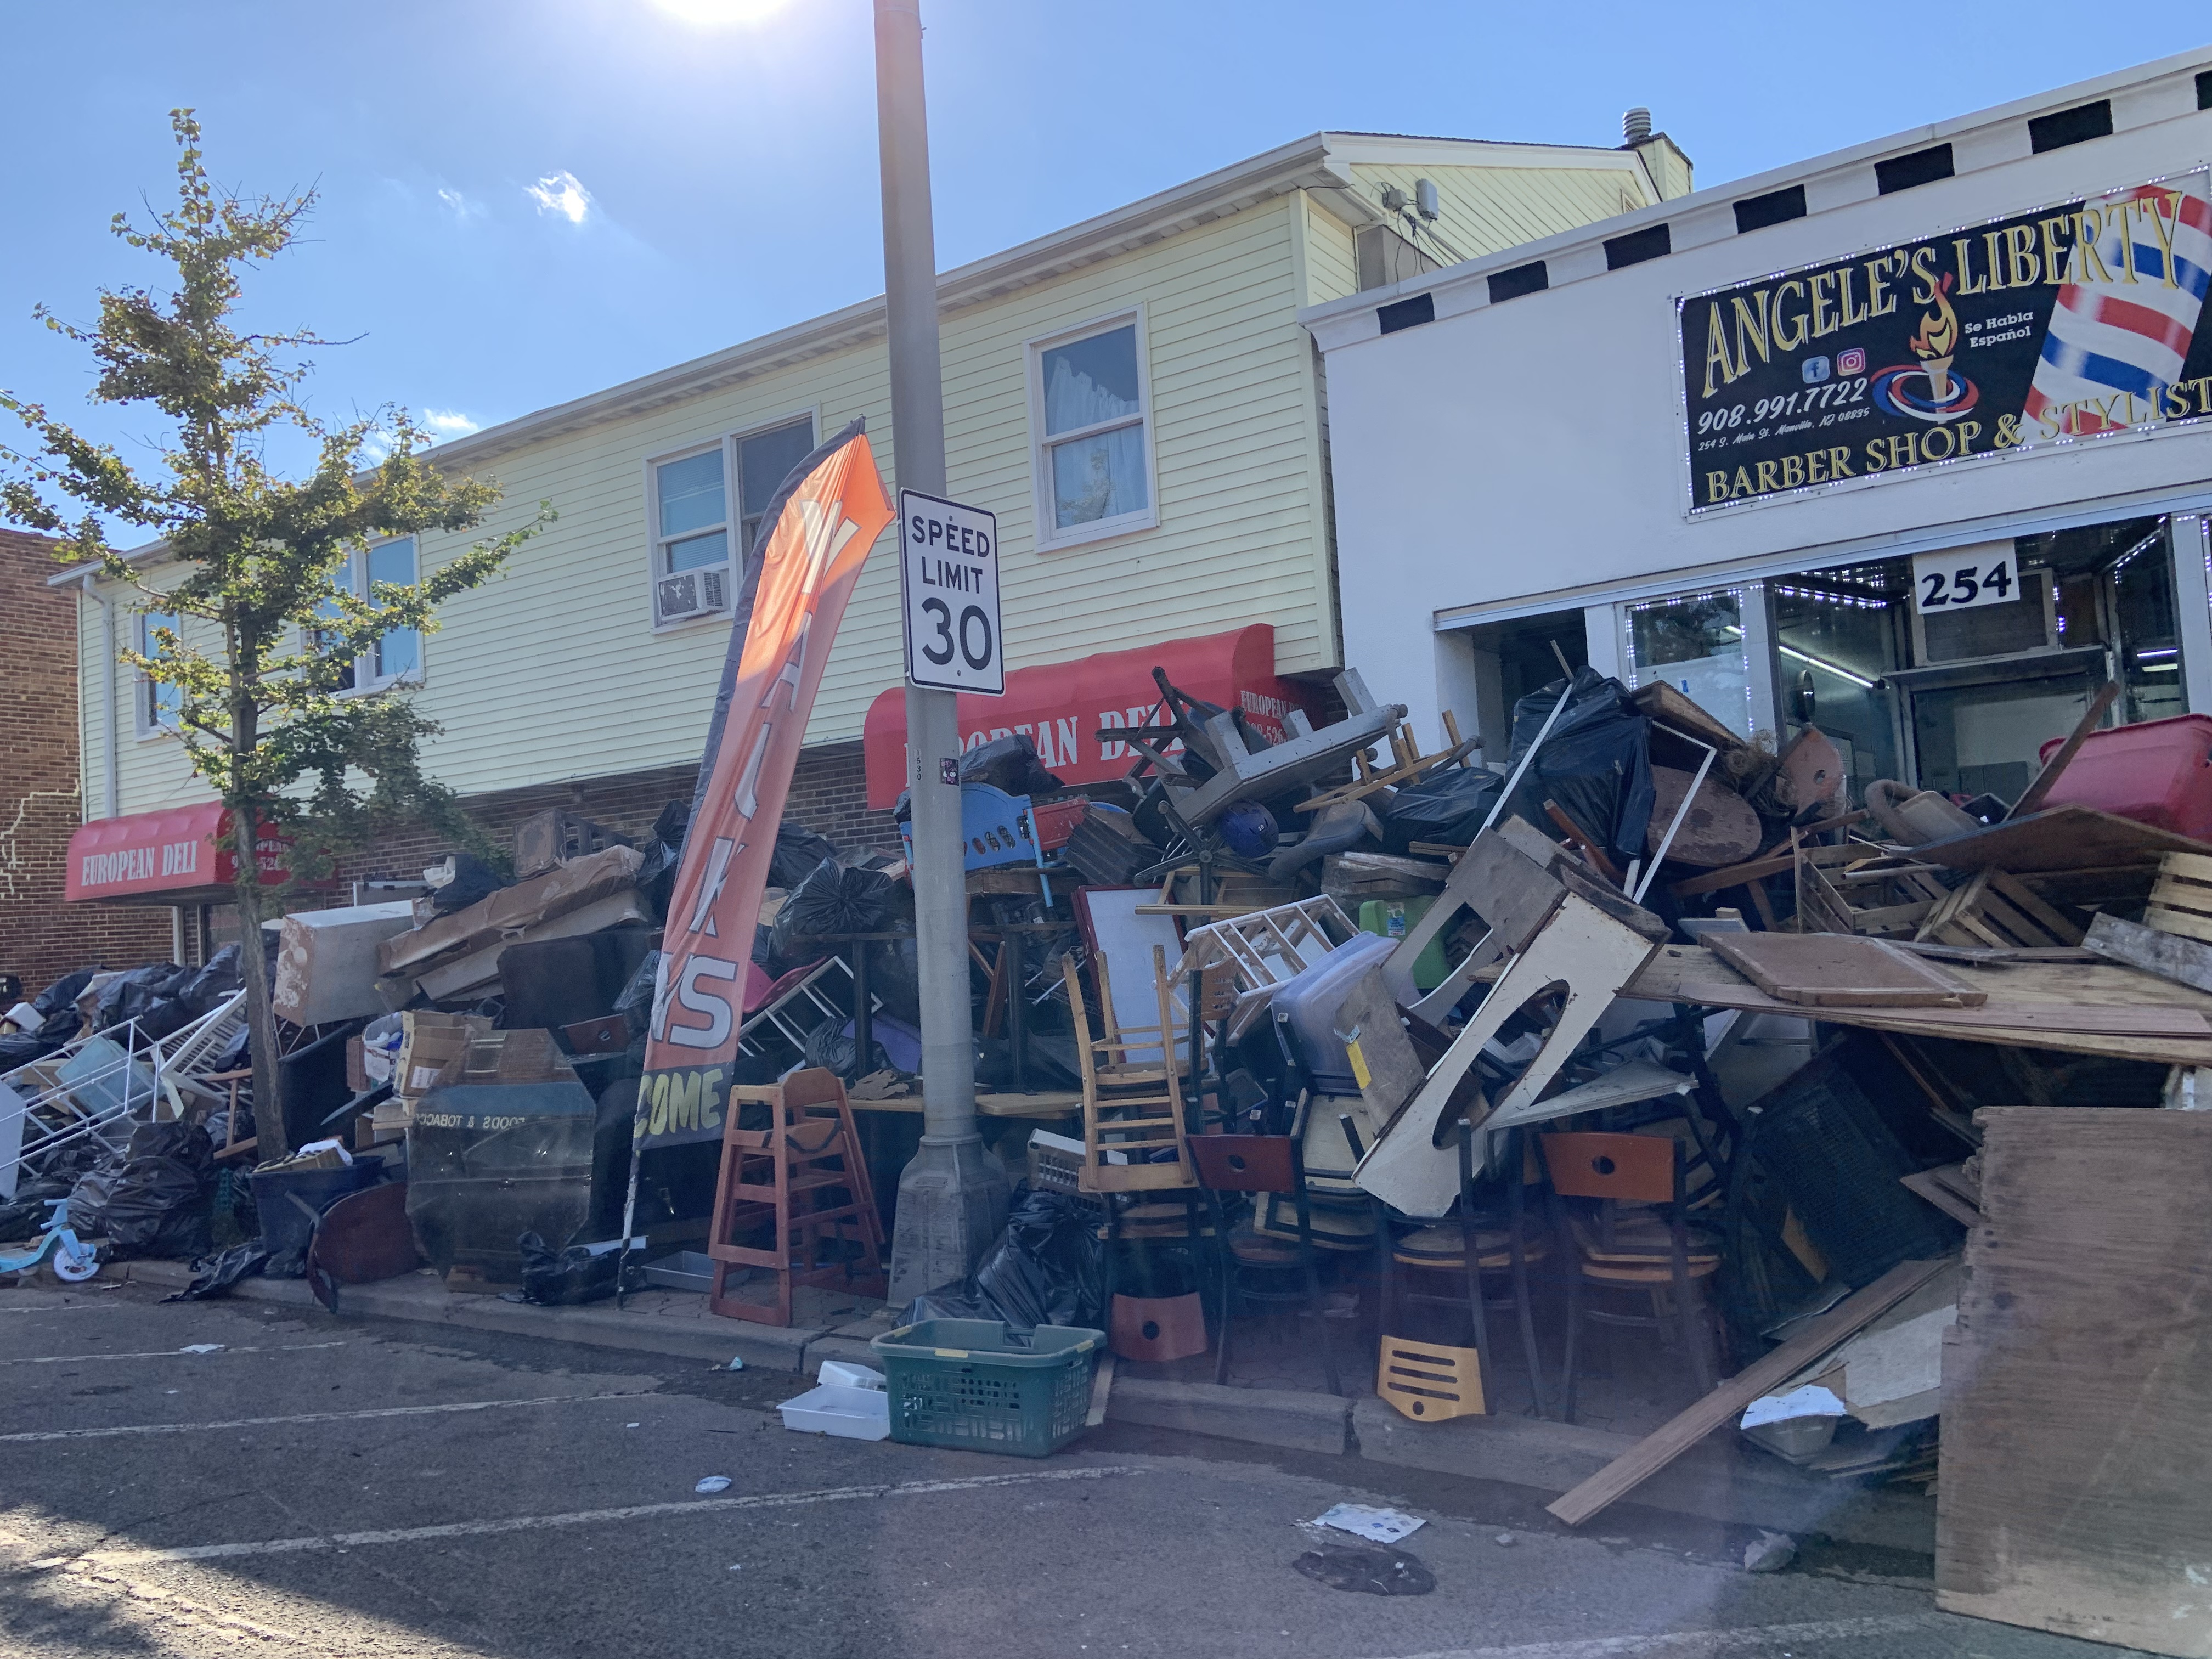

{"left": 635, "top": 420, "right": 895, "bottom": 1148}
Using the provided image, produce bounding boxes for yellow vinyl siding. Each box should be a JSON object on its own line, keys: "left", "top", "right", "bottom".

{"left": 1348, "top": 162, "right": 1654, "bottom": 263}
{"left": 92, "top": 148, "right": 1651, "bottom": 814}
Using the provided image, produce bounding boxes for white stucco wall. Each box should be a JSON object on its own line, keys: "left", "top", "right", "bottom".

{"left": 1308, "top": 50, "right": 2212, "bottom": 748}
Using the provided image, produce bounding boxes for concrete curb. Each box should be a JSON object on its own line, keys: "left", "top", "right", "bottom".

{"left": 119, "top": 1260, "right": 821, "bottom": 1371}
{"left": 1107, "top": 1377, "right": 1351, "bottom": 1455}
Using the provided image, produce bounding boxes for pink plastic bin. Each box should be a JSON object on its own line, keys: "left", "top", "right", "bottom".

{"left": 2036, "top": 713, "right": 2212, "bottom": 837}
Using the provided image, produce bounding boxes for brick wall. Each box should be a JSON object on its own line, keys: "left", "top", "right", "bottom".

{"left": 331, "top": 739, "right": 902, "bottom": 889}
{"left": 0, "top": 529, "right": 176, "bottom": 996}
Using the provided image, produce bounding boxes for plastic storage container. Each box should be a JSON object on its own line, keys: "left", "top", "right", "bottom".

{"left": 2038, "top": 713, "right": 2212, "bottom": 837}
{"left": 871, "top": 1318, "right": 1102, "bottom": 1458}
{"left": 777, "top": 1383, "right": 891, "bottom": 1440}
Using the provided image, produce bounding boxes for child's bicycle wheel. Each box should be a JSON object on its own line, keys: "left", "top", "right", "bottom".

{"left": 51, "top": 1238, "right": 99, "bottom": 1282}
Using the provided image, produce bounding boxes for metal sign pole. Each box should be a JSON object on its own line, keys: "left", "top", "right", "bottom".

{"left": 875, "top": 0, "right": 1008, "bottom": 1305}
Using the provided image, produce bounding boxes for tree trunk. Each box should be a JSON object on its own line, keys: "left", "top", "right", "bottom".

{"left": 230, "top": 816, "right": 289, "bottom": 1163}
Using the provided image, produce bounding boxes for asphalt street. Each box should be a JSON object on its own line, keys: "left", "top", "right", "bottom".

{"left": 0, "top": 1281, "right": 2155, "bottom": 1659}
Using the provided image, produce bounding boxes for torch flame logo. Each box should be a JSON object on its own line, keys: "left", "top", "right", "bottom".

{"left": 1910, "top": 273, "right": 1960, "bottom": 361}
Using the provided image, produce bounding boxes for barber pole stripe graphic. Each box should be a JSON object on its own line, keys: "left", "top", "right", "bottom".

{"left": 2025, "top": 180, "right": 2212, "bottom": 434}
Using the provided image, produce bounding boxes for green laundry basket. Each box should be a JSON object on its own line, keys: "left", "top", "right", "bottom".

{"left": 871, "top": 1318, "right": 1102, "bottom": 1458}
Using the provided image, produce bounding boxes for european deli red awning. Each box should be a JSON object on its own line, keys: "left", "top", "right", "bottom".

{"left": 862, "top": 625, "right": 1318, "bottom": 809}
{"left": 65, "top": 804, "right": 308, "bottom": 905}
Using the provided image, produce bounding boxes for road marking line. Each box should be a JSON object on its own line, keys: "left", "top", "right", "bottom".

{"left": 5, "top": 1341, "right": 347, "bottom": 1366}
{"left": 0, "top": 1391, "right": 652, "bottom": 1444}
{"left": 1367, "top": 1613, "right": 1940, "bottom": 1658}
{"left": 47, "top": 1465, "right": 1141, "bottom": 1567}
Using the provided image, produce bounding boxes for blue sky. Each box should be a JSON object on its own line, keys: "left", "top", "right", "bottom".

{"left": 5, "top": 1, "right": 2208, "bottom": 478}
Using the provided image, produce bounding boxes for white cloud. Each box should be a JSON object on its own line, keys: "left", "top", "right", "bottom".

{"left": 360, "top": 427, "right": 397, "bottom": 464}
{"left": 436, "top": 187, "right": 485, "bottom": 222}
{"left": 526, "top": 170, "right": 592, "bottom": 225}
{"left": 421, "top": 409, "right": 482, "bottom": 441}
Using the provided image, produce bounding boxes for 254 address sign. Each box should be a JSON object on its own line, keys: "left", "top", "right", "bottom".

{"left": 1911, "top": 545, "right": 2019, "bottom": 614}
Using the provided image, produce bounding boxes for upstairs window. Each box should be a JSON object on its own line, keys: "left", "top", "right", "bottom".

{"left": 648, "top": 416, "right": 815, "bottom": 627}
{"left": 1030, "top": 313, "right": 1156, "bottom": 549}
{"left": 315, "top": 538, "right": 422, "bottom": 691}
{"left": 138, "top": 609, "right": 182, "bottom": 733}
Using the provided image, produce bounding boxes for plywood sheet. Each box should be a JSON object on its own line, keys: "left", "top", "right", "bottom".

{"left": 1705, "top": 932, "right": 1983, "bottom": 1008}
{"left": 1937, "top": 1109, "right": 2212, "bottom": 1657}
{"left": 1914, "top": 805, "right": 2212, "bottom": 876}
{"left": 1629, "top": 945, "right": 2212, "bottom": 1066}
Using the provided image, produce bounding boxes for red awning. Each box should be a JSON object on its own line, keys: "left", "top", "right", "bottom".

{"left": 862, "top": 625, "right": 1318, "bottom": 809}
{"left": 65, "top": 804, "right": 309, "bottom": 905}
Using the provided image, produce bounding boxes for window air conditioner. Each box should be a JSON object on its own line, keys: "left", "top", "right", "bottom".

{"left": 656, "top": 567, "right": 730, "bottom": 625}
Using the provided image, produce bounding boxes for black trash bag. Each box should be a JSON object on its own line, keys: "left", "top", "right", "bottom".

{"left": 612, "top": 952, "right": 660, "bottom": 1024}
{"left": 891, "top": 734, "right": 1066, "bottom": 823}
{"left": 170, "top": 944, "right": 245, "bottom": 1020}
{"left": 959, "top": 733, "right": 1064, "bottom": 799}
{"left": 513, "top": 1232, "right": 641, "bottom": 1306}
{"left": 1381, "top": 766, "right": 1505, "bottom": 854}
{"left": 770, "top": 859, "right": 896, "bottom": 960}
{"left": 651, "top": 797, "right": 690, "bottom": 851}
{"left": 1505, "top": 667, "right": 1655, "bottom": 870}
{"left": 94, "top": 961, "right": 196, "bottom": 1041}
{"left": 64, "top": 1167, "right": 121, "bottom": 1237}
{"left": 100, "top": 1122, "right": 216, "bottom": 1260}
{"left": 769, "top": 822, "right": 839, "bottom": 890}
{"left": 28, "top": 966, "right": 102, "bottom": 1029}
{"left": 429, "top": 853, "right": 507, "bottom": 914}
{"left": 899, "top": 1187, "right": 1104, "bottom": 1329}
{"left": 162, "top": 1242, "right": 271, "bottom": 1302}
{"left": 0, "top": 1030, "right": 66, "bottom": 1072}
{"left": 0, "top": 1175, "right": 74, "bottom": 1243}
{"left": 803, "top": 1017, "right": 890, "bottom": 1082}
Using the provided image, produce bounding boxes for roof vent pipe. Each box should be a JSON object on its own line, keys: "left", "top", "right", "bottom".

{"left": 1622, "top": 107, "right": 1653, "bottom": 144}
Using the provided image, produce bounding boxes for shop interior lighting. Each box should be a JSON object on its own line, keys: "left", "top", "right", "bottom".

{"left": 1776, "top": 643, "right": 1877, "bottom": 688}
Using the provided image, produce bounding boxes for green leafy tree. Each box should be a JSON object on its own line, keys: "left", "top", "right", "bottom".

{"left": 1, "top": 111, "right": 550, "bottom": 1157}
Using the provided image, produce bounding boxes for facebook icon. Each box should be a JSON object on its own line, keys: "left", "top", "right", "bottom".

{"left": 1801, "top": 355, "right": 1832, "bottom": 385}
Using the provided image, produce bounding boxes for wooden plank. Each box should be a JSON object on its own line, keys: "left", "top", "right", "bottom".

{"left": 2147, "top": 905, "right": 2212, "bottom": 946}
{"left": 1937, "top": 1109, "right": 2212, "bottom": 1656}
{"left": 2084, "top": 911, "right": 2212, "bottom": 996}
{"left": 2005, "top": 680, "right": 2119, "bottom": 820}
{"left": 1916, "top": 805, "right": 2212, "bottom": 876}
{"left": 2164, "top": 849, "right": 2212, "bottom": 884}
{"left": 1333, "top": 965, "right": 1430, "bottom": 1125}
{"left": 1984, "top": 870, "right": 2084, "bottom": 946}
{"left": 1629, "top": 679, "right": 1747, "bottom": 753}
{"left": 1704, "top": 932, "right": 1985, "bottom": 1008}
{"left": 1900, "top": 1169, "right": 1982, "bottom": 1226}
{"left": 1547, "top": 1256, "right": 1954, "bottom": 1526}
{"left": 1627, "top": 944, "right": 2212, "bottom": 1065}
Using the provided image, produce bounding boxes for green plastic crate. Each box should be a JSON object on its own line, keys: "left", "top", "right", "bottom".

{"left": 871, "top": 1318, "right": 1102, "bottom": 1458}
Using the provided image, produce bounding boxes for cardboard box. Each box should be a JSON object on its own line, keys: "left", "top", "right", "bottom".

{"left": 379, "top": 845, "right": 644, "bottom": 977}
{"left": 396, "top": 1011, "right": 493, "bottom": 1102}
{"left": 272, "top": 901, "right": 417, "bottom": 1026}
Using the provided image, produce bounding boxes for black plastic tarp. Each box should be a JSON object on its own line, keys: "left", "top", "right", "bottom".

{"left": 1505, "top": 668, "right": 1655, "bottom": 870}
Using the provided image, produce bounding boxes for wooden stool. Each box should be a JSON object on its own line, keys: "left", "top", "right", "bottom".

{"left": 707, "top": 1068, "right": 885, "bottom": 1327}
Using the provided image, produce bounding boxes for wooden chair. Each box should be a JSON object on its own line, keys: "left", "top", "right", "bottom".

{"left": 1374, "top": 1120, "right": 1552, "bottom": 1418}
{"left": 1540, "top": 1130, "right": 1720, "bottom": 1421}
{"left": 1188, "top": 1101, "right": 1342, "bottom": 1396}
{"left": 706, "top": 1068, "right": 885, "bottom": 1327}
{"left": 1064, "top": 945, "right": 1196, "bottom": 1194}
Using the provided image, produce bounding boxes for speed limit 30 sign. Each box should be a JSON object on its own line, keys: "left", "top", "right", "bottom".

{"left": 899, "top": 489, "right": 1003, "bottom": 696}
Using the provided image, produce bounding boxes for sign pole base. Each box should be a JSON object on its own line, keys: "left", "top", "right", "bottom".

{"left": 888, "top": 1132, "right": 1009, "bottom": 1307}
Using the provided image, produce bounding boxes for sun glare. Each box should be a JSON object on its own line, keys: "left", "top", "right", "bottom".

{"left": 647, "top": 0, "right": 795, "bottom": 25}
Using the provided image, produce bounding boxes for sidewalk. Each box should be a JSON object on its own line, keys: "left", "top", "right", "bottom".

{"left": 116, "top": 1257, "right": 1933, "bottom": 1554}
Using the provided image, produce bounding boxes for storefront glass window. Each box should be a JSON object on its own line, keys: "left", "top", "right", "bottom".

{"left": 1622, "top": 588, "right": 1753, "bottom": 736}
{"left": 1771, "top": 565, "right": 1903, "bottom": 804}
{"left": 2017, "top": 516, "right": 2181, "bottom": 726}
